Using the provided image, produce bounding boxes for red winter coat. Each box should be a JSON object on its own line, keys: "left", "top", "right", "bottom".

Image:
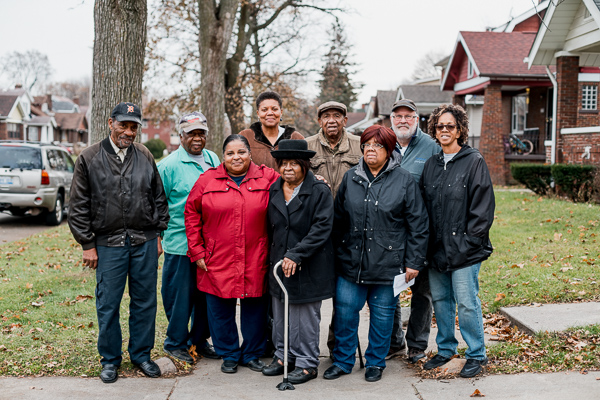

{"left": 185, "top": 162, "right": 279, "bottom": 299}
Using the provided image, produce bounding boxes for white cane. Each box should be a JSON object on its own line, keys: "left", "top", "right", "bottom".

{"left": 273, "top": 259, "right": 295, "bottom": 391}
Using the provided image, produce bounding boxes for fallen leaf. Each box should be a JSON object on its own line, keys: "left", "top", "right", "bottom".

{"left": 25, "top": 283, "right": 33, "bottom": 289}
{"left": 495, "top": 293, "right": 506, "bottom": 302}
{"left": 470, "top": 389, "right": 485, "bottom": 397}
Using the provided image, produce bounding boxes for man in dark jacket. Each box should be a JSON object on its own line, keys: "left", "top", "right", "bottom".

{"left": 388, "top": 99, "right": 440, "bottom": 364}
{"left": 68, "top": 102, "right": 169, "bottom": 384}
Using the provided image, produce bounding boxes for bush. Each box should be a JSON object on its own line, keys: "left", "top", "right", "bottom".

{"left": 144, "top": 138, "right": 167, "bottom": 159}
{"left": 510, "top": 163, "right": 552, "bottom": 195}
{"left": 551, "top": 164, "right": 596, "bottom": 202}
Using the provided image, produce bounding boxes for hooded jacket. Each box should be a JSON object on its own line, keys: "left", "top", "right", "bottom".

{"left": 184, "top": 162, "right": 279, "bottom": 299}
{"left": 238, "top": 122, "right": 304, "bottom": 170}
{"left": 419, "top": 145, "right": 495, "bottom": 272}
{"left": 68, "top": 137, "right": 169, "bottom": 249}
{"left": 333, "top": 152, "right": 429, "bottom": 285}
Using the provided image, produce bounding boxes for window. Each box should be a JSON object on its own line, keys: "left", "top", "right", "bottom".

{"left": 512, "top": 94, "right": 528, "bottom": 134}
{"left": 467, "top": 60, "right": 474, "bottom": 79}
{"left": 142, "top": 119, "right": 148, "bottom": 129}
{"left": 61, "top": 151, "right": 75, "bottom": 173}
{"left": 582, "top": 85, "right": 597, "bottom": 110}
{"left": 29, "top": 126, "right": 39, "bottom": 141}
{"left": 47, "top": 150, "right": 66, "bottom": 171}
{"left": 154, "top": 134, "right": 160, "bottom": 139}
{"left": 7, "top": 123, "right": 20, "bottom": 139}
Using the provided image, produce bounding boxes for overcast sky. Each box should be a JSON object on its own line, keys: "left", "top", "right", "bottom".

{"left": 0, "top": 0, "right": 540, "bottom": 105}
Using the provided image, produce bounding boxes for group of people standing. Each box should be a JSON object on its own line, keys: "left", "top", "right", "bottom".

{"left": 68, "top": 92, "right": 495, "bottom": 386}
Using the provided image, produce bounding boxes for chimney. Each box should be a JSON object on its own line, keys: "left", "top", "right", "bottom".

{"left": 46, "top": 94, "right": 53, "bottom": 111}
{"left": 15, "top": 84, "right": 22, "bottom": 89}
{"left": 73, "top": 96, "right": 80, "bottom": 106}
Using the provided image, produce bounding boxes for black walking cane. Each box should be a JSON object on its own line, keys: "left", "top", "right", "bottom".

{"left": 273, "top": 260, "right": 295, "bottom": 391}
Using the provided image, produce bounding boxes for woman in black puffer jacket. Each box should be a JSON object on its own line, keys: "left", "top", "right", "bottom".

{"left": 420, "top": 104, "right": 495, "bottom": 379}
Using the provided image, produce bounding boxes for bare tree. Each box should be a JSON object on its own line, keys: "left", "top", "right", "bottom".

{"left": 91, "top": 0, "right": 147, "bottom": 144}
{"left": 0, "top": 50, "right": 53, "bottom": 93}
{"left": 410, "top": 50, "right": 446, "bottom": 81}
{"left": 44, "top": 78, "right": 91, "bottom": 106}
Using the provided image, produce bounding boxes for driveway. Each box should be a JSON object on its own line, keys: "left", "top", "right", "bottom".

{"left": 0, "top": 212, "right": 67, "bottom": 245}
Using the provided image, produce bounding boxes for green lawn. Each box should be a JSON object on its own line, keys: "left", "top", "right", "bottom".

{"left": 0, "top": 189, "right": 598, "bottom": 376}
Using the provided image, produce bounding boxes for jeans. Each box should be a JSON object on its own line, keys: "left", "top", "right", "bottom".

{"left": 95, "top": 237, "right": 158, "bottom": 366}
{"left": 161, "top": 253, "right": 210, "bottom": 351}
{"left": 205, "top": 293, "right": 268, "bottom": 364}
{"left": 332, "top": 276, "right": 398, "bottom": 373}
{"left": 428, "top": 263, "right": 486, "bottom": 360}
{"left": 391, "top": 268, "right": 432, "bottom": 350}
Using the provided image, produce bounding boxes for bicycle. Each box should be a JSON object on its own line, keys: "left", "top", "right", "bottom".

{"left": 508, "top": 133, "right": 533, "bottom": 155}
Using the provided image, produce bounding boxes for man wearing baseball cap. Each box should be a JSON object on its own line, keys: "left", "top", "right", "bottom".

{"left": 157, "top": 111, "right": 221, "bottom": 364}
{"left": 68, "top": 102, "right": 169, "bottom": 383}
{"left": 387, "top": 98, "right": 440, "bottom": 364}
{"left": 305, "top": 101, "right": 362, "bottom": 196}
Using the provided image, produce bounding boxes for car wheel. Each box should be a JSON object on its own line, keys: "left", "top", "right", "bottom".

{"left": 45, "top": 193, "right": 64, "bottom": 226}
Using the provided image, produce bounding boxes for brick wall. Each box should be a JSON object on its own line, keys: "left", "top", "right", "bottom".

{"left": 577, "top": 81, "right": 600, "bottom": 127}
{"left": 556, "top": 56, "right": 579, "bottom": 163}
{"left": 0, "top": 122, "right": 6, "bottom": 140}
{"left": 480, "top": 85, "right": 510, "bottom": 184}
{"left": 560, "top": 133, "right": 600, "bottom": 164}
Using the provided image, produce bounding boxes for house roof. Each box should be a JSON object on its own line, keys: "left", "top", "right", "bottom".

{"left": 54, "top": 112, "right": 87, "bottom": 131}
{"left": 442, "top": 31, "right": 550, "bottom": 91}
{"left": 528, "top": 0, "right": 600, "bottom": 67}
{"left": 346, "top": 111, "right": 366, "bottom": 127}
{"left": 376, "top": 90, "right": 397, "bottom": 116}
{"left": 29, "top": 115, "right": 53, "bottom": 125}
{"left": 0, "top": 94, "right": 18, "bottom": 117}
{"left": 491, "top": 0, "right": 549, "bottom": 32}
{"left": 398, "top": 85, "right": 453, "bottom": 104}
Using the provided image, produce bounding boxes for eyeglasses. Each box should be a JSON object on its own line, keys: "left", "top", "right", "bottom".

{"left": 435, "top": 124, "right": 457, "bottom": 131}
{"left": 361, "top": 143, "right": 384, "bottom": 150}
{"left": 391, "top": 114, "right": 417, "bottom": 121}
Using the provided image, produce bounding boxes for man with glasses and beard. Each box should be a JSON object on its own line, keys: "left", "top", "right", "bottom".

{"left": 387, "top": 99, "right": 440, "bottom": 364}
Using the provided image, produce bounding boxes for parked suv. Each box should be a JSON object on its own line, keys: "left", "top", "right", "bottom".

{"left": 0, "top": 141, "right": 74, "bottom": 225}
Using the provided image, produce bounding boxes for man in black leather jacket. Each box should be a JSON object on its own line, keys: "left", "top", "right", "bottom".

{"left": 68, "top": 102, "right": 169, "bottom": 384}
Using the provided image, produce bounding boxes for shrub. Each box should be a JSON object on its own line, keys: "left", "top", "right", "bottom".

{"left": 144, "top": 138, "right": 167, "bottom": 159}
{"left": 551, "top": 164, "right": 596, "bottom": 202}
{"left": 510, "top": 163, "right": 552, "bottom": 195}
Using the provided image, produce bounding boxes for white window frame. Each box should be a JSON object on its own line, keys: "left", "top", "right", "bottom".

{"left": 511, "top": 94, "right": 528, "bottom": 134}
{"left": 467, "top": 60, "right": 474, "bottom": 79}
{"left": 581, "top": 85, "right": 597, "bottom": 110}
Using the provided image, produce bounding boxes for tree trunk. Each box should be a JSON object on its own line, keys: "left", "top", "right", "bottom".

{"left": 91, "top": 0, "right": 147, "bottom": 144}
{"left": 198, "top": 0, "right": 238, "bottom": 157}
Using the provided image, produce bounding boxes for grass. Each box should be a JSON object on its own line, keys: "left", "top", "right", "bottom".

{"left": 1, "top": 189, "right": 599, "bottom": 377}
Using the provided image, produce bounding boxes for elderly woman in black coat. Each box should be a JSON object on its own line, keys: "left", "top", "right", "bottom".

{"left": 262, "top": 139, "right": 334, "bottom": 385}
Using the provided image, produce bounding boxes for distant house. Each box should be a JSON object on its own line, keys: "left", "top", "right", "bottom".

{"left": 0, "top": 87, "right": 56, "bottom": 142}
{"left": 527, "top": 0, "right": 600, "bottom": 166}
{"left": 141, "top": 118, "right": 178, "bottom": 152}
{"left": 440, "top": 1, "right": 551, "bottom": 184}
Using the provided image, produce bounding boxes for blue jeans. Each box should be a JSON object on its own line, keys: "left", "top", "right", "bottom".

{"left": 428, "top": 263, "right": 486, "bottom": 360}
{"left": 161, "top": 253, "right": 210, "bottom": 351}
{"left": 332, "top": 276, "right": 397, "bottom": 373}
{"left": 95, "top": 237, "right": 158, "bottom": 366}
{"left": 205, "top": 293, "right": 267, "bottom": 364}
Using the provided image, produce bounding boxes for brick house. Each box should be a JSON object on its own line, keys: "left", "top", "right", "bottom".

{"left": 0, "top": 87, "right": 57, "bottom": 143}
{"left": 527, "top": 0, "right": 600, "bottom": 166}
{"left": 141, "top": 118, "right": 179, "bottom": 153}
{"left": 440, "top": 2, "right": 552, "bottom": 185}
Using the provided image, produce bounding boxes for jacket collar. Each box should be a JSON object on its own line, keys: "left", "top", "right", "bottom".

{"left": 433, "top": 144, "right": 476, "bottom": 164}
{"left": 316, "top": 128, "right": 350, "bottom": 154}
{"left": 271, "top": 171, "right": 317, "bottom": 217}
{"left": 355, "top": 151, "right": 402, "bottom": 181}
{"left": 101, "top": 136, "right": 134, "bottom": 157}
{"left": 250, "top": 121, "right": 297, "bottom": 147}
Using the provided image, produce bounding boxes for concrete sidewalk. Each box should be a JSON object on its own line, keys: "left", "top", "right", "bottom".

{"left": 2, "top": 299, "right": 599, "bottom": 400}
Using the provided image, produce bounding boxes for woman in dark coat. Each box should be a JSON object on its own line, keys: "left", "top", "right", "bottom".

{"left": 420, "top": 104, "right": 495, "bottom": 378}
{"left": 325, "top": 125, "right": 429, "bottom": 383}
{"left": 263, "top": 139, "right": 334, "bottom": 384}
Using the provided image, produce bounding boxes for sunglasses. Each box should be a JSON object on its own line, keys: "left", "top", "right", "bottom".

{"left": 435, "top": 124, "right": 457, "bottom": 131}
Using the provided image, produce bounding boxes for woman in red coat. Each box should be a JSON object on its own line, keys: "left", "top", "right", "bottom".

{"left": 185, "top": 134, "right": 279, "bottom": 374}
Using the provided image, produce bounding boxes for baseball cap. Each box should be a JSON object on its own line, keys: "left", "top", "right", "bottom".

{"left": 317, "top": 101, "right": 347, "bottom": 118}
{"left": 110, "top": 102, "right": 142, "bottom": 124}
{"left": 391, "top": 99, "right": 418, "bottom": 114}
{"left": 179, "top": 112, "right": 209, "bottom": 133}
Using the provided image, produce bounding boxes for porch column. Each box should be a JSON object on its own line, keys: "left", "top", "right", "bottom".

{"left": 479, "top": 84, "right": 508, "bottom": 185}
{"left": 555, "top": 56, "right": 579, "bottom": 163}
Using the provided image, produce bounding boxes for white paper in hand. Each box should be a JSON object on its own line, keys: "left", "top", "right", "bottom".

{"left": 393, "top": 273, "right": 415, "bottom": 297}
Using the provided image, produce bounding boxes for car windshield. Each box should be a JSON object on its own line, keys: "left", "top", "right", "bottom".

{"left": 0, "top": 146, "right": 43, "bottom": 169}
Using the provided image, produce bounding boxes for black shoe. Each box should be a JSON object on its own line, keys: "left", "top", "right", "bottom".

{"left": 199, "top": 344, "right": 221, "bottom": 359}
{"left": 288, "top": 367, "right": 318, "bottom": 384}
{"left": 407, "top": 347, "right": 426, "bottom": 364}
{"left": 100, "top": 364, "right": 119, "bottom": 383}
{"left": 241, "top": 358, "right": 265, "bottom": 372}
{"left": 364, "top": 366, "right": 383, "bottom": 382}
{"left": 164, "top": 347, "right": 194, "bottom": 364}
{"left": 221, "top": 360, "right": 238, "bottom": 374}
{"left": 423, "top": 354, "right": 452, "bottom": 370}
{"left": 460, "top": 358, "right": 488, "bottom": 378}
{"left": 134, "top": 360, "right": 161, "bottom": 378}
{"left": 323, "top": 365, "right": 349, "bottom": 380}
{"left": 386, "top": 339, "right": 406, "bottom": 359}
{"left": 262, "top": 357, "right": 288, "bottom": 376}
